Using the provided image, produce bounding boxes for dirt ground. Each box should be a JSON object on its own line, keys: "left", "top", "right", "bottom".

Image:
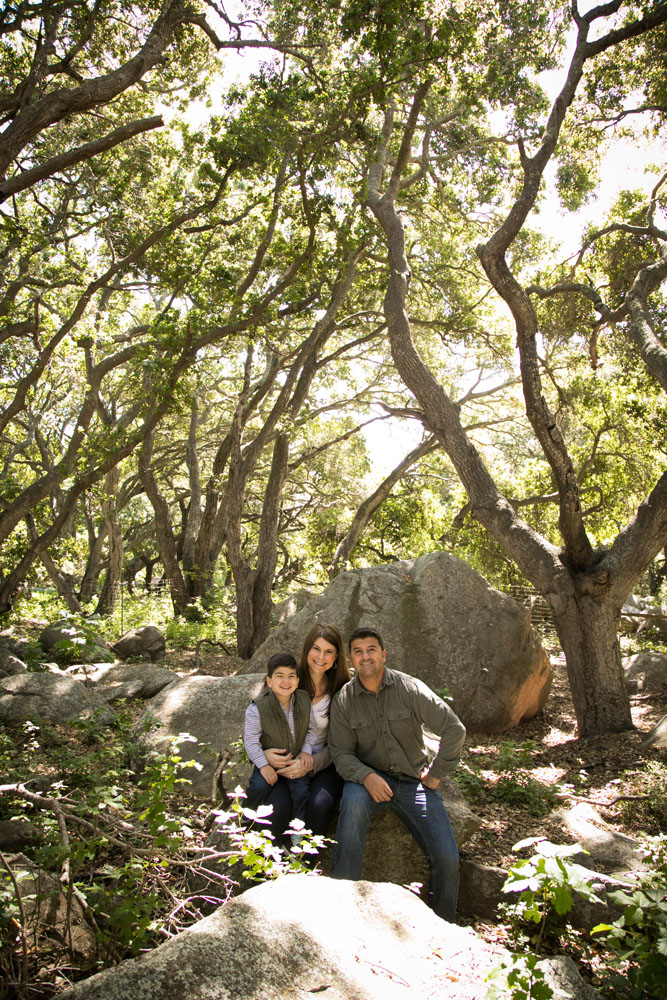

{"left": 459, "top": 645, "right": 667, "bottom": 871}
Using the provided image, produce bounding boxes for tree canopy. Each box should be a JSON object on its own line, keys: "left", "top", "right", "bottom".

{"left": 1, "top": 0, "right": 666, "bottom": 735}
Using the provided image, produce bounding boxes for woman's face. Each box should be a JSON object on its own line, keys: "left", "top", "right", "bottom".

{"left": 307, "top": 636, "right": 338, "bottom": 678}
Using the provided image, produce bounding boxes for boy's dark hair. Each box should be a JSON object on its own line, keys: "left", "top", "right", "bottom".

{"left": 266, "top": 652, "right": 298, "bottom": 676}
{"left": 348, "top": 627, "right": 384, "bottom": 651}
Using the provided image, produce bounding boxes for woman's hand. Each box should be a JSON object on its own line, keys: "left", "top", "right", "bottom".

{"left": 278, "top": 754, "right": 312, "bottom": 779}
{"left": 264, "top": 748, "right": 293, "bottom": 769}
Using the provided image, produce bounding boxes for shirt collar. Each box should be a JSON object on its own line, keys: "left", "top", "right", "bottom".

{"left": 351, "top": 666, "right": 394, "bottom": 693}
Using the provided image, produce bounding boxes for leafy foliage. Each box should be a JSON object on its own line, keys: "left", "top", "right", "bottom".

{"left": 593, "top": 836, "right": 667, "bottom": 1000}
{"left": 455, "top": 741, "right": 559, "bottom": 817}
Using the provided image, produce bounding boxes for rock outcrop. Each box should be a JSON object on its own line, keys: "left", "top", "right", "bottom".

{"left": 241, "top": 552, "right": 551, "bottom": 733}
{"left": 623, "top": 650, "right": 667, "bottom": 694}
{"left": 58, "top": 875, "right": 600, "bottom": 1000}
{"left": 111, "top": 625, "right": 166, "bottom": 662}
{"left": 0, "top": 672, "right": 113, "bottom": 724}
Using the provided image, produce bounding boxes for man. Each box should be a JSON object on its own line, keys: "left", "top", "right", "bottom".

{"left": 328, "top": 627, "right": 466, "bottom": 922}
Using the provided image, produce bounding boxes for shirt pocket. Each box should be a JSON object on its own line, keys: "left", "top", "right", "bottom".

{"left": 384, "top": 704, "right": 413, "bottom": 739}
{"left": 349, "top": 713, "right": 377, "bottom": 754}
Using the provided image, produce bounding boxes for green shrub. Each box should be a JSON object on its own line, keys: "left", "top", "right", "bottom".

{"left": 455, "top": 741, "right": 559, "bottom": 817}
{"left": 593, "top": 835, "right": 667, "bottom": 1000}
{"left": 500, "top": 837, "right": 602, "bottom": 951}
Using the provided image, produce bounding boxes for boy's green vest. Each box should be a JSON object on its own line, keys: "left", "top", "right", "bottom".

{"left": 254, "top": 686, "right": 311, "bottom": 756}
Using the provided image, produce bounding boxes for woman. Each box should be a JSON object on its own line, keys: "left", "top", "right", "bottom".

{"left": 260, "top": 622, "right": 350, "bottom": 841}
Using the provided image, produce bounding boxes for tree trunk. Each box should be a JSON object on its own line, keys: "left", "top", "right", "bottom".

{"left": 181, "top": 398, "right": 204, "bottom": 597}
{"left": 96, "top": 466, "right": 123, "bottom": 615}
{"left": 79, "top": 506, "right": 107, "bottom": 602}
{"left": 25, "top": 514, "right": 83, "bottom": 614}
{"left": 139, "top": 430, "right": 190, "bottom": 614}
{"left": 248, "top": 432, "right": 290, "bottom": 653}
{"left": 551, "top": 592, "right": 633, "bottom": 737}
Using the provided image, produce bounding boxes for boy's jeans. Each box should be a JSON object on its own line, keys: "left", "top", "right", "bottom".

{"left": 331, "top": 770, "right": 459, "bottom": 922}
{"left": 245, "top": 766, "right": 311, "bottom": 824}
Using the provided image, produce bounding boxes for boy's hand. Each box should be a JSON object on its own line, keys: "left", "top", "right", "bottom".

{"left": 260, "top": 764, "right": 278, "bottom": 786}
{"left": 297, "top": 751, "right": 313, "bottom": 773}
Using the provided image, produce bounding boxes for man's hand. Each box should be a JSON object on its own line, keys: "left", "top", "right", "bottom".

{"left": 363, "top": 772, "right": 393, "bottom": 802}
{"left": 264, "top": 748, "right": 293, "bottom": 770}
{"left": 297, "top": 751, "right": 313, "bottom": 772}
{"left": 260, "top": 764, "right": 278, "bottom": 786}
{"left": 420, "top": 767, "right": 440, "bottom": 790}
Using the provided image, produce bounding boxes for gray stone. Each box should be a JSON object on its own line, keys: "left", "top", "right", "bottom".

{"left": 623, "top": 651, "right": 667, "bottom": 694}
{"left": 138, "top": 674, "right": 265, "bottom": 797}
{"left": 67, "top": 661, "right": 178, "bottom": 701}
{"left": 643, "top": 712, "right": 667, "bottom": 749}
{"left": 458, "top": 849, "right": 628, "bottom": 932}
{"left": 459, "top": 859, "right": 507, "bottom": 920}
{"left": 552, "top": 801, "right": 645, "bottom": 873}
{"left": 0, "top": 672, "right": 113, "bottom": 724}
{"left": 111, "top": 625, "right": 166, "bottom": 662}
{"left": 240, "top": 552, "right": 551, "bottom": 734}
{"left": 38, "top": 620, "right": 112, "bottom": 664}
{"left": 0, "top": 819, "right": 41, "bottom": 851}
{"left": 59, "top": 875, "right": 507, "bottom": 1000}
{"left": 637, "top": 611, "right": 667, "bottom": 643}
{"left": 538, "top": 956, "right": 602, "bottom": 1000}
{"left": 0, "top": 648, "right": 27, "bottom": 677}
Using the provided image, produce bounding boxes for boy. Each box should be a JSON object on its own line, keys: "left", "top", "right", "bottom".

{"left": 243, "top": 652, "right": 316, "bottom": 831}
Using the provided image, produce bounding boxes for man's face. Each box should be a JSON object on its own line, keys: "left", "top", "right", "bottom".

{"left": 349, "top": 635, "right": 386, "bottom": 686}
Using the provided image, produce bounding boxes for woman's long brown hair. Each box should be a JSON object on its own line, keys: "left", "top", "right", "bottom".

{"left": 298, "top": 622, "right": 350, "bottom": 701}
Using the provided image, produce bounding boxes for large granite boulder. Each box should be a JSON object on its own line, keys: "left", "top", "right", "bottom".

{"left": 66, "top": 661, "right": 178, "bottom": 701}
{"left": 138, "top": 674, "right": 265, "bottom": 797}
{"left": 623, "top": 651, "right": 667, "bottom": 694}
{"left": 0, "top": 672, "right": 113, "bottom": 724}
{"left": 58, "top": 875, "right": 600, "bottom": 1000}
{"left": 111, "top": 625, "right": 166, "bottom": 662}
{"left": 241, "top": 552, "right": 551, "bottom": 733}
{"left": 39, "top": 620, "right": 113, "bottom": 665}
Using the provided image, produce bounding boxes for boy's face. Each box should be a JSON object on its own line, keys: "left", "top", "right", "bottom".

{"left": 266, "top": 666, "right": 299, "bottom": 702}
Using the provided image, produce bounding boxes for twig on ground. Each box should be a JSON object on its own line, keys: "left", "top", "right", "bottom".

{"left": 0, "top": 850, "right": 29, "bottom": 989}
{"left": 554, "top": 790, "right": 651, "bottom": 808}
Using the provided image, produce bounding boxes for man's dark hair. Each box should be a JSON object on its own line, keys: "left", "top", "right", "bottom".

{"left": 266, "top": 652, "right": 297, "bottom": 676}
{"left": 348, "top": 627, "right": 384, "bottom": 651}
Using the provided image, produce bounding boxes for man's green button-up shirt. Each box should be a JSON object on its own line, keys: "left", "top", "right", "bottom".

{"left": 328, "top": 666, "right": 466, "bottom": 785}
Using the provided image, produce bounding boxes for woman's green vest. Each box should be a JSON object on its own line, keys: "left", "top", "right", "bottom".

{"left": 254, "top": 686, "right": 311, "bottom": 755}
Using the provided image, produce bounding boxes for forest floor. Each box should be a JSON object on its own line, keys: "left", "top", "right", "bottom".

{"left": 458, "top": 643, "right": 667, "bottom": 870}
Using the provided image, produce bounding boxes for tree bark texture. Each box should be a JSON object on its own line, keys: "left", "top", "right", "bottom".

{"left": 96, "top": 466, "right": 123, "bottom": 616}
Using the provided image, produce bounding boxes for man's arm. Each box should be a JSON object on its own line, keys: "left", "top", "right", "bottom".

{"left": 412, "top": 679, "right": 466, "bottom": 782}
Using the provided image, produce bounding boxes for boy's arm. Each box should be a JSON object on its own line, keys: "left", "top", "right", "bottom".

{"left": 243, "top": 703, "right": 269, "bottom": 769}
{"left": 297, "top": 705, "right": 318, "bottom": 770}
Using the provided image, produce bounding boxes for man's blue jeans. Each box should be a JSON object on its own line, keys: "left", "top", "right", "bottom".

{"left": 331, "top": 771, "right": 459, "bottom": 922}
